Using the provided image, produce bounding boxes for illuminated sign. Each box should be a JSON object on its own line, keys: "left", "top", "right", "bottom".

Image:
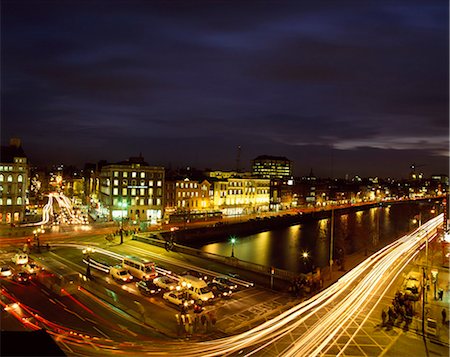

{"left": 127, "top": 186, "right": 148, "bottom": 189}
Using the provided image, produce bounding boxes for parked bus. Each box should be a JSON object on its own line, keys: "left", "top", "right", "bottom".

{"left": 122, "top": 256, "right": 157, "bottom": 281}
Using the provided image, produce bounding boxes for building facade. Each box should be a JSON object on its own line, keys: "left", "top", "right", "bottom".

{"left": 207, "top": 171, "right": 270, "bottom": 215}
{"left": 252, "top": 155, "right": 293, "bottom": 179}
{"left": 0, "top": 139, "right": 29, "bottom": 224}
{"left": 98, "top": 157, "right": 165, "bottom": 225}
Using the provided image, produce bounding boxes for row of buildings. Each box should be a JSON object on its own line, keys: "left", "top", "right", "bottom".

{"left": 0, "top": 138, "right": 448, "bottom": 226}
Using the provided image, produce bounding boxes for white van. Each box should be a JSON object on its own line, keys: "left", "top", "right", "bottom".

{"left": 11, "top": 253, "right": 28, "bottom": 265}
{"left": 179, "top": 275, "right": 214, "bottom": 302}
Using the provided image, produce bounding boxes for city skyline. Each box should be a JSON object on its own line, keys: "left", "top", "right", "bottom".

{"left": 2, "top": 0, "right": 449, "bottom": 178}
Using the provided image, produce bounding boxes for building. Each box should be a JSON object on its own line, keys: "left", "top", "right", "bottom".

{"left": 98, "top": 156, "right": 165, "bottom": 225}
{"left": 252, "top": 155, "right": 293, "bottom": 179}
{"left": 252, "top": 155, "right": 294, "bottom": 210}
{"left": 0, "top": 138, "right": 29, "bottom": 224}
{"left": 206, "top": 171, "right": 270, "bottom": 216}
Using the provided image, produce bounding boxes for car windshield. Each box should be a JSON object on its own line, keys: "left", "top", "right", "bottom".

{"left": 118, "top": 270, "right": 128, "bottom": 276}
{"left": 145, "top": 266, "right": 153, "bottom": 273}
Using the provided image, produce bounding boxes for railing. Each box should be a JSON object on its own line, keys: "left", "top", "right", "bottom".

{"left": 133, "top": 233, "right": 300, "bottom": 281}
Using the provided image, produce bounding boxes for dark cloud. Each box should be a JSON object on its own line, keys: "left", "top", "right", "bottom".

{"left": 1, "top": 0, "right": 448, "bottom": 177}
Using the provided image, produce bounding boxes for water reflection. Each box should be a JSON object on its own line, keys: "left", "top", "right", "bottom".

{"left": 198, "top": 202, "right": 438, "bottom": 273}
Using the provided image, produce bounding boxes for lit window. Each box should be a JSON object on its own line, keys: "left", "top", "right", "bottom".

{"left": 140, "top": 198, "right": 145, "bottom": 205}
{"left": 114, "top": 171, "right": 119, "bottom": 177}
{"left": 140, "top": 188, "right": 145, "bottom": 196}
{"left": 0, "top": 198, "right": 2, "bottom": 205}
{"left": 17, "top": 197, "right": 22, "bottom": 205}
{"left": 156, "top": 198, "right": 161, "bottom": 206}
{"left": 140, "top": 172, "right": 145, "bottom": 178}
{"left": 148, "top": 188, "right": 153, "bottom": 195}
{"left": 113, "top": 188, "right": 118, "bottom": 196}
{"left": 122, "top": 188, "right": 127, "bottom": 196}
{"left": 0, "top": 174, "right": 3, "bottom": 182}
{"left": 149, "top": 180, "right": 153, "bottom": 186}
{"left": 122, "top": 179, "right": 128, "bottom": 185}
{"left": 7, "top": 175, "right": 12, "bottom": 182}
{"left": 157, "top": 181, "right": 162, "bottom": 187}
{"left": 6, "top": 198, "right": 12, "bottom": 205}
{"left": 114, "top": 179, "right": 119, "bottom": 186}
{"left": 132, "top": 172, "right": 137, "bottom": 178}
{"left": 131, "top": 188, "right": 136, "bottom": 196}
{"left": 123, "top": 172, "right": 128, "bottom": 178}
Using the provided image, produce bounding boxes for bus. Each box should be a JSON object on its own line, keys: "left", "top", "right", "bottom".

{"left": 122, "top": 256, "right": 157, "bottom": 281}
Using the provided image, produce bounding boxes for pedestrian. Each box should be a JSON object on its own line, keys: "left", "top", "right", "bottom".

{"left": 381, "top": 309, "right": 387, "bottom": 326}
{"left": 442, "top": 308, "right": 447, "bottom": 325}
{"left": 438, "top": 289, "right": 444, "bottom": 301}
{"left": 200, "top": 314, "right": 207, "bottom": 331}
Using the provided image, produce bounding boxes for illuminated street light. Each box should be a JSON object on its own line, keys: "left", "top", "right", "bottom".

{"left": 230, "top": 236, "right": 236, "bottom": 258}
{"left": 118, "top": 200, "right": 128, "bottom": 244}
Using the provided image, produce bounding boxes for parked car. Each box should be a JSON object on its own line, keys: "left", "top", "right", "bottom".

{"left": 110, "top": 266, "right": 133, "bottom": 283}
{"left": 136, "top": 280, "right": 161, "bottom": 296}
{"left": 11, "top": 253, "right": 28, "bottom": 265}
{"left": 153, "top": 276, "right": 178, "bottom": 290}
{"left": 163, "top": 291, "right": 194, "bottom": 307}
{"left": 0, "top": 266, "right": 12, "bottom": 277}
{"left": 13, "top": 272, "right": 31, "bottom": 284}
{"left": 208, "top": 282, "right": 233, "bottom": 298}
{"left": 212, "top": 276, "right": 238, "bottom": 290}
{"left": 403, "top": 272, "right": 421, "bottom": 301}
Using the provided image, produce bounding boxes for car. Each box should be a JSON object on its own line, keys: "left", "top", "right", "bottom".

{"left": 181, "top": 270, "right": 208, "bottom": 281}
{"left": 13, "top": 272, "right": 31, "bottom": 284}
{"left": 212, "top": 276, "right": 238, "bottom": 290}
{"left": 0, "top": 266, "right": 12, "bottom": 277}
{"left": 403, "top": 272, "right": 421, "bottom": 301}
{"left": 153, "top": 276, "right": 178, "bottom": 290}
{"left": 136, "top": 280, "right": 161, "bottom": 296}
{"left": 163, "top": 291, "right": 194, "bottom": 307}
{"left": 207, "top": 282, "right": 233, "bottom": 298}
{"left": 22, "top": 263, "right": 40, "bottom": 275}
{"left": 11, "top": 253, "right": 28, "bottom": 265}
{"left": 109, "top": 266, "right": 133, "bottom": 283}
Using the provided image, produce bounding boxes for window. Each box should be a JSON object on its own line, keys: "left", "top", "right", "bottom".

{"left": 113, "top": 188, "right": 118, "bottom": 196}
{"left": 114, "top": 179, "right": 119, "bottom": 186}
{"left": 18, "top": 175, "right": 23, "bottom": 183}
{"left": 131, "top": 188, "right": 136, "bottom": 196}
{"left": 148, "top": 188, "right": 153, "bottom": 195}
{"left": 140, "top": 188, "right": 145, "bottom": 196}
{"left": 123, "top": 172, "right": 128, "bottom": 177}
{"left": 157, "top": 181, "right": 162, "bottom": 187}
{"left": 140, "top": 198, "right": 145, "bottom": 206}
{"left": 0, "top": 198, "right": 2, "bottom": 205}
{"left": 7, "top": 175, "right": 12, "bottom": 182}
{"left": 17, "top": 197, "right": 22, "bottom": 205}
{"left": 140, "top": 172, "right": 145, "bottom": 178}
{"left": 6, "top": 198, "right": 12, "bottom": 205}
{"left": 0, "top": 174, "right": 3, "bottom": 182}
{"left": 114, "top": 171, "right": 119, "bottom": 177}
{"left": 122, "top": 179, "right": 128, "bottom": 186}
{"left": 149, "top": 180, "right": 154, "bottom": 186}
{"left": 140, "top": 180, "right": 145, "bottom": 186}
{"left": 132, "top": 172, "right": 137, "bottom": 178}
{"left": 122, "top": 188, "right": 127, "bottom": 196}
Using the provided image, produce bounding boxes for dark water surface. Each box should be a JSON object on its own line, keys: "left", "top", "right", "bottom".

{"left": 196, "top": 201, "right": 440, "bottom": 273}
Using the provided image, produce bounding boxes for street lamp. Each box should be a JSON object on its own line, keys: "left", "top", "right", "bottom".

{"left": 82, "top": 247, "right": 95, "bottom": 278}
{"left": 302, "top": 251, "right": 309, "bottom": 272}
{"left": 230, "top": 236, "right": 236, "bottom": 258}
{"left": 118, "top": 200, "right": 128, "bottom": 244}
{"left": 33, "top": 228, "right": 44, "bottom": 252}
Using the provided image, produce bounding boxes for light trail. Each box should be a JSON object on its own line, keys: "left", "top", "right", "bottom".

{"left": 9, "top": 214, "right": 443, "bottom": 356}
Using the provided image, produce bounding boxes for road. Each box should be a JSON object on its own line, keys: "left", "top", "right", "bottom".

{"left": 1, "top": 212, "right": 444, "bottom": 356}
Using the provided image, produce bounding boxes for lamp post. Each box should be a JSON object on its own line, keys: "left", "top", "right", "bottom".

{"left": 329, "top": 208, "right": 334, "bottom": 279}
{"left": 33, "top": 228, "right": 44, "bottom": 252}
{"left": 302, "top": 251, "right": 309, "bottom": 273}
{"left": 118, "top": 200, "right": 128, "bottom": 244}
{"left": 82, "top": 247, "right": 94, "bottom": 279}
{"left": 230, "top": 236, "right": 236, "bottom": 258}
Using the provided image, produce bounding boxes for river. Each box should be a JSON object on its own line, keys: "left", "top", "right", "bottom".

{"left": 196, "top": 201, "right": 441, "bottom": 274}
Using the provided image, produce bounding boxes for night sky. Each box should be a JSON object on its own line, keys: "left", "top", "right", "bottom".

{"left": 2, "top": 1, "right": 449, "bottom": 178}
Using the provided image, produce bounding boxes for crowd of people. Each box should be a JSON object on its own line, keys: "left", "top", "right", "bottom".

{"left": 175, "top": 308, "right": 217, "bottom": 338}
{"left": 381, "top": 291, "right": 414, "bottom": 330}
{"left": 289, "top": 274, "right": 323, "bottom": 297}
